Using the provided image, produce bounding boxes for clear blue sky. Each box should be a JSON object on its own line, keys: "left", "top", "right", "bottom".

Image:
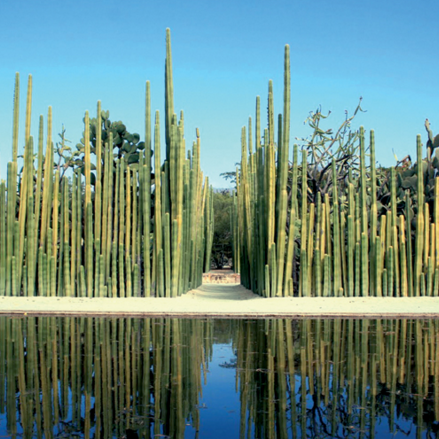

{"left": 0, "top": 0, "right": 438, "bottom": 187}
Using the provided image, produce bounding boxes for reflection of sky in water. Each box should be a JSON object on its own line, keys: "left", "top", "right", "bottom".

{"left": 195, "top": 343, "right": 241, "bottom": 438}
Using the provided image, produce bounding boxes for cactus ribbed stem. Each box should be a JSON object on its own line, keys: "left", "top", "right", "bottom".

{"left": 6, "top": 163, "right": 17, "bottom": 295}
{"left": 13, "top": 221, "right": 19, "bottom": 295}
{"left": 347, "top": 215, "right": 354, "bottom": 296}
{"left": 361, "top": 233, "right": 368, "bottom": 297}
{"left": 387, "top": 246, "right": 394, "bottom": 297}
{"left": 323, "top": 254, "right": 330, "bottom": 297}
{"left": 171, "top": 218, "right": 179, "bottom": 298}
{"left": 400, "top": 216, "right": 408, "bottom": 297}
{"left": 70, "top": 173, "right": 77, "bottom": 295}
{"left": 86, "top": 202, "right": 93, "bottom": 297}
{"left": 270, "top": 243, "right": 277, "bottom": 298}
{"left": 354, "top": 241, "right": 360, "bottom": 297}
{"left": 299, "top": 149, "right": 308, "bottom": 296}
{"left": 12, "top": 73, "right": 19, "bottom": 164}
{"left": 0, "top": 181, "right": 5, "bottom": 295}
{"left": 314, "top": 248, "right": 321, "bottom": 297}
{"left": 424, "top": 202, "right": 430, "bottom": 270}
{"left": 369, "top": 130, "right": 377, "bottom": 294}
{"left": 307, "top": 203, "right": 315, "bottom": 292}
{"left": 143, "top": 82, "right": 152, "bottom": 296}
{"left": 274, "top": 45, "right": 290, "bottom": 297}
{"left": 332, "top": 160, "right": 341, "bottom": 296}
{"left": 95, "top": 101, "right": 102, "bottom": 253}
{"left": 375, "top": 236, "right": 382, "bottom": 297}
{"left": 39, "top": 108, "right": 52, "bottom": 250}
{"left": 164, "top": 213, "right": 171, "bottom": 297}
{"left": 154, "top": 112, "right": 163, "bottom": 295}
{"left": 433, "top": 269, "right": 439, "bottom": 297}
{"left": 391, "top": 168, "right": 400, "bottom": 296}
{"left": 415, "top": 135, "right": 424, "bottom": 296}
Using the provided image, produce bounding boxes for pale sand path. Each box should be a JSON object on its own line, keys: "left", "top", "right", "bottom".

{"left": 0, "top": 283, "right": 439, "bottom": 318}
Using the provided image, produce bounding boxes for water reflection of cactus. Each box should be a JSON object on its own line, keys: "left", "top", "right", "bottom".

{"left": 1, "top": 317, "right": 438, "bottom": 437}
{"left": 0, "top": 316, "right": 213, "bottom": 438}
{"left": 235, "top": 319, "right": 439, "bottom": 438}
{"left": 0, "top": 28, "right": 214, "bottom": 298}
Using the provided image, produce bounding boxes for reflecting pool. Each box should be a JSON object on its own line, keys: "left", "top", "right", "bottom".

{"left": 0, "top": 317, "right": 438, "bottom": 438}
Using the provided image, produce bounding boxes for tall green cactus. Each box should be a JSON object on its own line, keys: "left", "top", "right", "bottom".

{"left": 2, "top": 34, "right": 438, "bottom": 300}
{"left": 275, "top": 45, "right": 290, "bottom": 297}
{"left": 0, "top": 29, "right": 214, "bottom": 298}
{"left": 234, "top": 43, "right": 438, "bottom": 299}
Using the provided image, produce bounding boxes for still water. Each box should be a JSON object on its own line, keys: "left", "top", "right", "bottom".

{"left": 0, "top": 317, "right": 438, "bottom": 438}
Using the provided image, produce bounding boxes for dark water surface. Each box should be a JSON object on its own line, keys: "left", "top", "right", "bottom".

{"left": 0, "top": 317, "right": 438, "bottom": 438}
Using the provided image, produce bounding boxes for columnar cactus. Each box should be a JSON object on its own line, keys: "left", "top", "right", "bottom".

{"left": 234, "top": 44, "right": 439, "bottom": 298}
{"left": 0, "top": 29, "right": 213, "bottom": 297}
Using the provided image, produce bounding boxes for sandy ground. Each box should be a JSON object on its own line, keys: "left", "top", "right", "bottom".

{"left": 0, "top": 283, "right": 439, "bottom": 318}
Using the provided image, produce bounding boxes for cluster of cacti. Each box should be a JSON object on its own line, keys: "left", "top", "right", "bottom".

{"left": 233, "top": 44, "right": 439, "bottom": 297}
{"left": 0, "top": 316, "right": 213, "bottom": 437}
{"left": 236, "top": 318, "right": 439, "bottom": 438}
{"left": 0, "top": 29, "right": 213, "bottom": 298}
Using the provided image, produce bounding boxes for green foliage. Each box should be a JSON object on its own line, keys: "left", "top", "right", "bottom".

{"left": 83, "top": 110, "right": 147, "bottom": 164}
{"left": 54, "top": 110, "right": 151, "bottom": 180}
{"left": 88, "top": 111, "right": 152, "bottom": 164}
{"left": 220, "top": 167, "right": 239, "bottom": 185}
{"left": 211, "top": 190, "right": 233, "bottom": 269}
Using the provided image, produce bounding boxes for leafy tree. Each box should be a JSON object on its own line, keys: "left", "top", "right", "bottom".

{"left": 211, "top": 189, "right": 234, "bottom": 269}
{"left": 220, "top": 167, "right": 239, "bottom": 185}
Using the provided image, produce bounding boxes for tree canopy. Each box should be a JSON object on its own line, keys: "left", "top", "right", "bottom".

{"left": 211, "top": 190, "right": 234, "bottom": 269}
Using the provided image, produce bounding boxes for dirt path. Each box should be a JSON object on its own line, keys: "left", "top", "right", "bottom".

{"left": 0, "top": 283, "right": 439, "bottom": 318}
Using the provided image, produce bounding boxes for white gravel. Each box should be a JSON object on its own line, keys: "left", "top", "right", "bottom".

{"left": 0, "top": 283, "right": 438, "bottom": 318}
